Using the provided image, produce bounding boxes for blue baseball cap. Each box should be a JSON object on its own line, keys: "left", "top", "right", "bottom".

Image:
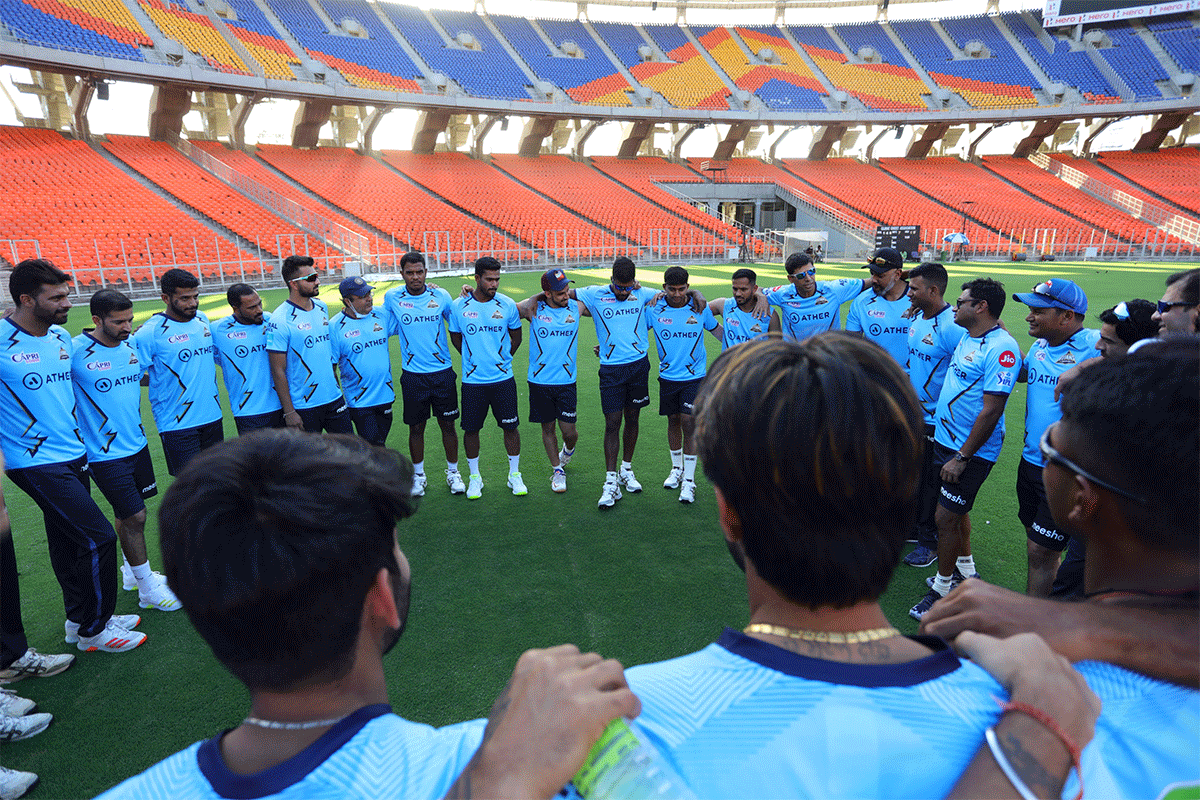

{"left": 541, "top": 269, "right": 572, "bottom": 292}
{"left": 338, "top": 276, "right": 372, "bottom": 297}
{"left": 1013, "top": 279, "right": 1087, "bottom": 314}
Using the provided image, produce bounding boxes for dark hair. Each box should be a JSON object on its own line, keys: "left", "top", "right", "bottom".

{"left": 908, "top": 262, "right": 948, "bottom": 294}
{"left": 10, "top": 259, "right": 71, "bottom": 303}
{"left": 1059, "top": 338, "right": 1198, "bottom": 555}
{"left": 281, "top": 255, "right": 315, "bottom": 284}
{"left": 474, "top": 256, "right": 502, "bottom": 277}
{"left": 695, "top": 333, "right": 923, "bottom": 609}
{"left": 612, "top": 257, "right": 636, "bottom": 283}
{"left": 731, "top": 268, "right": 757, "bottom": 284}
{"left": 90, "top": 289, "right": 133, "bottom": 320}
{"left": 963, "top": 277, "right": 1005, "bottom": 317}
{"left": 1098, "top": 299, "right": 1157, "bottom": 347}
{"left": 784, "top": 253, "right": 813, "bottom": 275}
{"left": 158, "top": 431, "right": 416, "bottom": 692}
{"left": 226, "top": 283, "right": 257, "bottom": 309}
{"left": 663, "top": 266, "right": 689, "bottom": 286}
{"left": 160, "top": 268, "right": 199, "bottom": 296}
{"left": 1165, "top": 269, "right": 1199, "bottom": 306}
{"left": 400, "top": 252, "right": 426, "bottom": 269}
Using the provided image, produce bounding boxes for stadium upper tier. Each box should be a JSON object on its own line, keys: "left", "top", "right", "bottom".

{"left": 2, "top": 0, "right": 1194, "bottom": 116}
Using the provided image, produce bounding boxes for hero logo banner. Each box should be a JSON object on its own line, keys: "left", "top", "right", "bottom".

{"left": 1043, "top": 0, "right": 1198, "bottom": 26}
{"left": 998, "top": 350, "right": 1017, "bottom": 369}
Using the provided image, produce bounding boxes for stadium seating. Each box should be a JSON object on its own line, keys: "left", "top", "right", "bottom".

{"left": 1145, "top": 14, "right": 1199, "bottom": 75}
{"left": 406, "top": 7, "right": 534, "bottom": 100}
{"left": 1098, "top": 149, "right": 1200, "bottom": 214}
{"left": 785, "top": 24, "right": 926, "bottom": 111}
{"left": 1005, "top": 11, "right": 1120, "bottom": 103}
{"left": 139, "top": 0, "right": 250, "bottom": 74}
{"left": 694, "top": 26, "right": 827, "bottom": 111}
{"left": 490, "top": 15, "right": 632, "bottom": 105}
{"left": 256, "top": 145, "right": 532, "bottom": 267}
{"left": 1093, "top": 21, "right": 1169, "bottom": 101}
{"left": 2, "top": 0, "right": 151, "bottom": 61}
{"left": 637, "top": 24, "right": 731, "bottom": 109}
{"left": 0, "top": 126, "right": 255, "bottom": 287}
{"left": 218, "top": 0, "right": 303, "bottom": 80}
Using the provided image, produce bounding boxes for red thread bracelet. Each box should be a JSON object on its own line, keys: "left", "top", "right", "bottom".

{"left": 998, "top": 699, "right": 1084, "bottom": 800}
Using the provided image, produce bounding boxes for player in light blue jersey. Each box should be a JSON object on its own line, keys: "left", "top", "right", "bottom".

{"left": 72, "top": 290, "right": 179, "bottom": 613}
{"left": 911, "top": 279, "right": 1022, "bottom": 622}
{"left": 448, "top": 257, "right": 525, "bottom": 499}
{"left": 212, "top": 284, "right": 283, "bottom": 435}
{"left": 331, "top": 276, "right": 395, "bottom": 447}
{"left": 99, "top": 430, "right": 640, "bottom": 800}
{"left": 384, "top": 252, "right": 463, "bottom": 497}
{"left": 1011, "top": 279, "right": 1101, "bottom": 598}
{"left": 517, "top": 269, "right": 588, "bottom": 495}
{"left": 0, "top": 261, "right": 143, "bottom": 653}
{"left": 765, "top": 253, "right": 868, "bottom": 342}
{"left": 133, "top": 268, "right": 223, "bottom": 477}
{"left": 705, "top": 267, "right": 778, "bottom": 350}
{"left": 846, "top": 248, "right": 913, "bottom": 366}
{"left": 901, "top": 263, "right": 967, "bottom": 570}
{"left": 645, "top": 267, "right": 722, "bottom": 504}
{"left": 624, "top": 333, "right": 1101, "bottom": 800}
{"left": 267, "top": 255, "right": 351, "bottom": 435}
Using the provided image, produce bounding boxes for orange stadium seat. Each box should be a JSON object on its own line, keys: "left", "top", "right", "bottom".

{"left": 1099, "top": 149, "right": 1200, "bottom": 216}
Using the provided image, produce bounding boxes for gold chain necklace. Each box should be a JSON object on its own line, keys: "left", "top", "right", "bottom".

{"left": 744, "top": 623, "right": 901, "bottom": 644}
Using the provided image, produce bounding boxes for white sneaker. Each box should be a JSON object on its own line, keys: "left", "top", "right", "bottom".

{"left": 0, "top": 712, "right": 51, "bottom": 742}
{"left": 558, "top": 447, "right": 574, "bottom": 467}
{"left": 0, "top": 765, "right": 39, "bottom": 799}
{"left": 618, "top": 466, "right": 642, "bottom": 493}
{"left": 446, "top": 469, "right": 466, "bottom": 495}
{"left": 138, "top": 574, "right": 182, "bottom": 612}
{"left": 679, "top": 479, "right": 696, "bottom": 504}
{"left": 507, "top": 472, "right": 528, "bottom": 496}
{"left": 551, "top": 469, "right": 567, "bottom": 493}
{"left": 663, "top": 466, "right": 683, "bottom": 489}
{"left": 76, "top": 620, "right": 147, "bottom": 653}
{"left": 466, "top": 473, "right": 484, "bottom": 500}
{"left": 0, "top": 649, "right": 74, "bottom": 684}
{"left": 597, "top": 480, "right": 623, "bottom": 508}
{"left": 65, "top": 614, "right": 141, "bottom": 644}
{"left": 411, "top": 473, "right": 428, "bottom": 497}
{"left": 121, "top": 563, "right": 136, "bottom": 591}
{"left": 0, "top": 689, "right": 35, "bottom": 717}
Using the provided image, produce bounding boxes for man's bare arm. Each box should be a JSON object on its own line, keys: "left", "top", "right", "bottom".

{"left": 450, "top": 332, "right": 463, "bottom": 354}
{"left": 768, "top": 310, "right": 781, "bottom": 334}
{"left": 707, "top": 298, "right": 724, "bottom": 317}
{"left": 509, "top": 327, "right": 522, "bottom": 356}
{"left": 268, "top": 351, "right": 301, "bottom": 430}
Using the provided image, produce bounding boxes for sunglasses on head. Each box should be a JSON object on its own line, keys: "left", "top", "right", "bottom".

{"left": 1113, "top": 301, "right": 1130, "bottom": 320}
{"left": 869, "top": 256, "right": 896, "bottom": 267}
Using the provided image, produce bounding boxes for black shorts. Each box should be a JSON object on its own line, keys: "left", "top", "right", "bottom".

{"left": 234, "top": 409, "right": 284, "bottom": 435}
{"left": 529, "top": 382, "right": 577, "bottom": 425}
{"left": 350, "top": 404, "right": 394, "bottom": 447}
{"left": 932, "top": 441, "right": 996, "bottom": 515}
{"left": 160, "top": 418, "right": 224, "bottom": 477}
{"left": 89, "top": 446, "right": 158, "bottom": 520}
{"left": 401, "top": 368, "right": 459, "bottom": 426}
{"left": 658, "top": 377, "right": 702, "bottom": 416}
{"left": 598, "top": 356, "right": 650, "bottom": 415}
{"left": 296, "top": 397, "right": 352, "bottom": 435}
{"left": 462, "top": 379, "right": 519, "bottom": 432}
{"left": 1017, "top": 457, "right": 1066, "bottom": 551}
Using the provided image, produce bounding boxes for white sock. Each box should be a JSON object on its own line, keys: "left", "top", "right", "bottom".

{"left": 413, "top": 460, "right": 424, "bottom": 476}
{"left": 130, "top": 561, "right": 154, "bottom": 591}
{"left": 561, "top": 445, "right": 574, "bottom": 455}
{"left": 508, "top": 455, "right": 520, "bottom": 473}
{"left": 670, "top": 449, "right": 683, "bottom": 469}
{"left": 447, "top": 461, "right": 459, "bottom": 473}
{"left": 621, "top": 460, "right": 633, "bottom": 473}
{"left": 956, "top": 555, "right": 976, "bottom": 577}
{"left": 467, "top": 457, "right": 480, "bottom": 475}
{"left": 932, "top": 573, "right": 954, "bottom": 596}
{"left": 683, "top": 454, "right": 697, "bottom": 481}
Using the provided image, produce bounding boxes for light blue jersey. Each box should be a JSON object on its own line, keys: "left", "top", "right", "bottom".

{"left": 1022, "top": 329, "right": 1101, "bottom": 467}
{"left": 645, "top": 299, "right": 718, "bottom": 382}
{"left": 330, "top": 309, "right": 395, "bottom": 408}
{"left": 574, "top": 285, "right": 658, "bottom": 366}
{"left": 1065, "top": 661, "right": 1199, "bottom": 800}
{"left": 528, "top": 299, "right": 580, "bottom": 386}
{"left": 132, "top": 312, "right": 222, "bottom": 434}
{"left": 71, "top": 333, "right": 147, "bottom": 463}
{"left": 720, "top": 298, "right": 771, "bottom": 350}
{"left": 0, "top": 319, "right": 84, "bottom": 469}
{"left": 384, "top": 286, "right": 455, "bottom": 375}
{"left": 767, "top": 279, "right": 862, "bottom": 341}
{"left": 933, "top": 326, "right": 1022, "bottom": 462}
{"left": 211, "top": 314, "right": 282, "bottom": 418}
{"left": 907, "top": 305, "right": 968, "bottom": 426}
{"left": 448, "top": 292, "right": 522, "bottom": 385}
{"left": 266, "top": 299, "right": 341, "bottom": 410}
{"left": 845, "top": 287, "right": 914, "bottom": 366}
{"left": 98, "top": 704, "right": 486, "bottom": 800}
{"left": 625, "top": 629, "right": 1004, "bottom": 800}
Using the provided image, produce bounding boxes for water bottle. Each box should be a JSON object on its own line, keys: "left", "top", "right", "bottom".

{"left": 571, "top": 718, "right": 699, "bottom": 800}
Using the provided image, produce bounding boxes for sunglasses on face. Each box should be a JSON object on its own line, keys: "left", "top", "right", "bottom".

{"left": 292, "top": 272, "right": 319, "bottom": 283}
{"left": 790, "top": 269, "right": 816, "bottom": 279}
{"left": 955, "top": 298, "right": 981, "bottom": 309}
{"left": 1039, "top": 426, "right": 1146, "bottom": 505}
{"left": 1157, "top": 300, "right": 1196, "bottom": 314}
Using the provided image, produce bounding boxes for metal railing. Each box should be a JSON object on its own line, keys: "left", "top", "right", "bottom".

{"left": 921, "top": 226, "right": 1198, "bottom": 261}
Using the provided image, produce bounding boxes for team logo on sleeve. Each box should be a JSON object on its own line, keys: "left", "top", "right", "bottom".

{"left": 998, "top": 351, "right": 1017, "bottom": 368}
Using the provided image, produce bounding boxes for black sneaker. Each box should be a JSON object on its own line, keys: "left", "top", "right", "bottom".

{"left": 909, "top": 588, "right": 945, "bottom": 621}
{"left": 903, "top": 546, "right": 937, "bottom": 568}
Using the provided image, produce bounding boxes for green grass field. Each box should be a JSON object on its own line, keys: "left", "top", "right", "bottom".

{"left": 1, "top": 258, "right": 1180, "bottom": 798}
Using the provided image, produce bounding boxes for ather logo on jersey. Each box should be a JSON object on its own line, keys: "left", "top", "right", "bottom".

{"left": 998, "top": 351, "right": 1017, "bottom": 368}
